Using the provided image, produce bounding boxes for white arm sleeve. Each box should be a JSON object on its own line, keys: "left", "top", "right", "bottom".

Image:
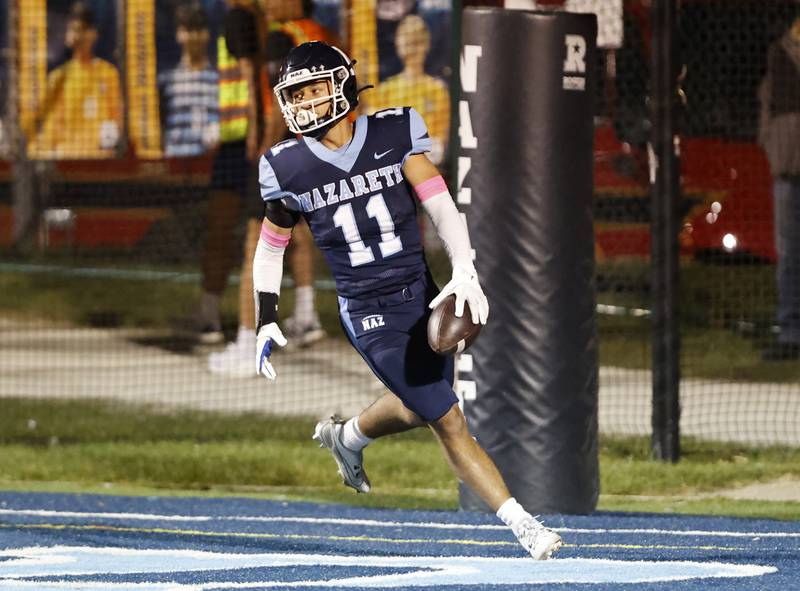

{"left": 253, "top": 237, "right": 286, "bottom": 331}
{"left": 421, "top": 191, "right": 475, "bottom": 271}
{"left": 253, "top": 238, "right": 285, "bottom": 295}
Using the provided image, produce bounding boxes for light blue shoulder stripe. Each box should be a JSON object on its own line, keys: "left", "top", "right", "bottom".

{"left": 303, "top": 116, "right": 369, "bottom": 173}
{"left": 405, "top": 107, "right": 433, "bottom": 164}
{"left": 258, "top": 155, "right": 301, "bottom": 209}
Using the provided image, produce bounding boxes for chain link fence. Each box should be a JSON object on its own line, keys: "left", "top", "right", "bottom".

{"left": 0, "top": 0, "right": 798, "bottom": 448}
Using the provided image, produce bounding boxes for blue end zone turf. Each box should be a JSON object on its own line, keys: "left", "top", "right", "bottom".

{"left": 0, "top": 491, "right": 797, "bottom": 590}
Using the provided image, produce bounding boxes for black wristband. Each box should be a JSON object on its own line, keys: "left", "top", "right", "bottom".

{"left": 256, "top": 292, "right": 279, "bottom": 333}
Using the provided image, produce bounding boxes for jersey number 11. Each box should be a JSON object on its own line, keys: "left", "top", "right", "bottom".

{"left": 332, "top": 193, "right": 403, "bottom": 267}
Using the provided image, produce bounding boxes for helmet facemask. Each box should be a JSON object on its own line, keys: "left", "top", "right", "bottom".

{"left": 275, "top": 65, "right": 353, "bottom": 136}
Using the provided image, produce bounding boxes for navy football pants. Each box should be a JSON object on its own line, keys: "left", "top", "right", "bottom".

{"left": 338, "top": 273, "right": 457, "bottom": 422}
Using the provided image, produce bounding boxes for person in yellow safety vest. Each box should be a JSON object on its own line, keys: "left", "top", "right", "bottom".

{"left": 27, "top": 2, "right": 123, "bottom": 159}
{"left": 216, "top": 5, "right": 262, "bottom": 149}
{"left": 177, "top": 0, "right": 265, "bottom": 347}
{"left": 208, "top": 0, "right": 336, "bottom": 376}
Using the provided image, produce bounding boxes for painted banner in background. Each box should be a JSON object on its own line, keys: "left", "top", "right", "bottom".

{"left": 127, "top": 0, "right": 162, "bottom": 159}
{"left": 0, "top": 0, "right": 10, "bottom": 155}
{"left": 18, "top": 0, "right": 48, "bottom": 152}
{"left": 351, "top": 0, "right": 379, "bottom": 91}
{"left": 349, "top": 0, "right": 452, "bottom": 166}
{"left": 24, "top": 0, "right": 122, "bottom": 159}
{"left": 13, "top": 0, "right": 451, "bottom": 162}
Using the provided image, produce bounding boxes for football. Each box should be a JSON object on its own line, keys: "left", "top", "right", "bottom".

{"left": 427, "top": 294, "right": 482, "bottom": 355}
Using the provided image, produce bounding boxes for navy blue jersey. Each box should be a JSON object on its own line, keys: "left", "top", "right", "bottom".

{"left": 259, "top": 107, "right": 432, "bottom": 299}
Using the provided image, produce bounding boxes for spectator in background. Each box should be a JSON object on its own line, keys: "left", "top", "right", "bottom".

{"left": 207, "top": 0, "right": 333, "bottom": 376}
{"left": 365, "top": 14, "right": 449, "bottom": 165}
{"left": 158, "top": 3, "right": 220, "bottom": 158}
{"left": 261, "top": 0, "right": 335, "bottom": 343}
{"left": 27, "top": 1, "right": 122, "bottom": 158}
{"left": 178, "top": 0, "right": 265, "bottom": 348}
{"left": 758, "top": 15, "right": 800, "bottom": 361}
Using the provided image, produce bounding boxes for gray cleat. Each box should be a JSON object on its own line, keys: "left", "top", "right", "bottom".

{"left": 312, "top": 417, "right": 371, "bottom": 493}
{"left": 513, "top": 517, "right": 563, "bottom": 560}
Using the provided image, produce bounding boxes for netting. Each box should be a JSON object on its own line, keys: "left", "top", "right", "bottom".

{"left": 0, "top": 0, "right": 798, "bottom": 452}
{"left": 675, "top": 0, "right": 800, "bottom": 445}
{"left": 588, "top": 0, "right": 800, "bottom": 446}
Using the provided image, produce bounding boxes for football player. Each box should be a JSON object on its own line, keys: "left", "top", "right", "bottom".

{"left": 253, "top": 41, "right": 562, "bottom": 560}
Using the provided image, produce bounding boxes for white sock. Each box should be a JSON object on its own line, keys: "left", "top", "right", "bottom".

{"left": 236, "top": 325, "right": 256, "bottom": 345}
{"left": 199, "top": 292, "right": 221, "bottom": 328}
{"left": 294, "top": 286, "right": 315, "bottom": 324}
{"left": 496, "top": 497, "right": 531, "bottom": 531}
{"left": 341, "top": 416, "right": 373, "bottom": 452}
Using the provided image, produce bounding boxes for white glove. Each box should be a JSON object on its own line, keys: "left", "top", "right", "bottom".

{"left": 256, "top": 322, "right": 288, "bottom": 379}
{"left": 428, "top": 264, "right": 489, "bottom": 325}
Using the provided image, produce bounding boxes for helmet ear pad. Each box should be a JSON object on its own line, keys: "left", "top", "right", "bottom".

{"left": 338, "top": 64, "right": 359, "bottom": 110}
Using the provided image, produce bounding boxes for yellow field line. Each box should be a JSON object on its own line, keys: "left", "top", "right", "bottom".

{"left": 1, "top": 523, "right": 746, "bottom": 552}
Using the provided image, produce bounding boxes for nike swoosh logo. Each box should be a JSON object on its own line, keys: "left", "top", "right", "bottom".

{"left": 373, "top": 149, "right": 393, "bottom": 159}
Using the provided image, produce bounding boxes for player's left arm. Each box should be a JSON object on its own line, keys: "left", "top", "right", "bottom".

{"left": 403, "top": 153, "right": 489, "bottom": 325}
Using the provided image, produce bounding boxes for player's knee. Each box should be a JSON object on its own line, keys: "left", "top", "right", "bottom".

{"left": 429, "top": 404, "right": 467, "bottom": 440}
